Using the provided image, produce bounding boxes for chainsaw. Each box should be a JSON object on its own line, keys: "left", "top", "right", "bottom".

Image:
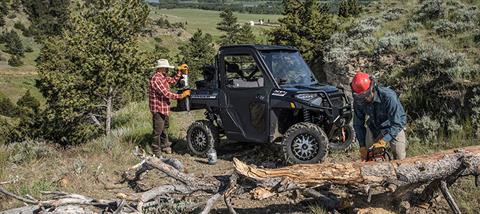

{"left": 366, "top": 146, "right": 390, "bottom": 162}
{"left": 366, "top": 133, "right": 392, "bottom": 162}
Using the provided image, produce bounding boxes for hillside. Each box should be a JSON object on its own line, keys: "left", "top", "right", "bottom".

{"left": 1, "top": 0, "right": 480, "bottom": 213}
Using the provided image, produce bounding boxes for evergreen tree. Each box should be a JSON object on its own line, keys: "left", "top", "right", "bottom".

{"left": 11, "top": 0, "right": 21, "bottom": 12}
{"left": 0, "top": 93, "right": 18, "bottom": 117}
{"left": 8, "top": 55, "right": 23, "bottom": 67}
{"left": 0, "top": 15, "right": 5, "bottom": 27}
{"left": 37, "top": 0, "right": 152, "bottom": 145}
{"left": 217, "top": 8, "right": 240, "bottom": 45}
{"left": 237, "top": 23, "right": 256, "bottom": 44}
{"left": 216, "top": 9, "right": 256, "bottom": 45}
{"left": 4, "top": 31, "right": 24, "bottom": 56}
{"left": 178, "top": 29, "right": 215, "bottom": 84}
{"left": 269, "top": 0, "right": 336, "bottom": 62}
{"left": 338, "top": 0, "right": 361, "bottom": 17}
{"left": 0, "top": 1, "right": 8, "bottom": 16}
{"left": 17, "top": 90, "right": 40, "bottom": 113}
{"left": 21, "top": 0, "right": 70, "bottom": 39}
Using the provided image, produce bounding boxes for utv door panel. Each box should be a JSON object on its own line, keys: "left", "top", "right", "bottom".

{"left": 219, "top": 49, "right": 271, "bottom": 143}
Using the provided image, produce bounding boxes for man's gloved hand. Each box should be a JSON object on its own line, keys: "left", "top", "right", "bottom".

{"left": 180, "top": 90, "right": 191, "bottom": 99}
{"left": 177, "top": 64, "right": 189, "bottom": 73}
{"left": 359, "top": 147, "right": 368, "bottom": 161}
{"left": 371, "top": 139, "right": 388, "bottom": 149}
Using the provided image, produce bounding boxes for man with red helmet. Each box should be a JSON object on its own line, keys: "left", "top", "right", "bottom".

{"left": 351, "top": 72, "right": 407, "bottom": 160}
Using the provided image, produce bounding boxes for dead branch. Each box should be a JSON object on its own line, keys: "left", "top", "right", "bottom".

{"left": 2, "top": 146, "right": 479, "bottom": 213}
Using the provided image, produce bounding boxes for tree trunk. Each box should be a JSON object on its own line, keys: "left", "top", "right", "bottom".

{"left": 105, "top": 87, "right": 113, "bottom": 135}
{"left": 234, "top": 146, "right": 480, "bottom": 199}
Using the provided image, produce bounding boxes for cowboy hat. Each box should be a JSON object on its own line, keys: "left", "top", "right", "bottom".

{"left": 152, "top": 59, "right": 174, "bottom": 69}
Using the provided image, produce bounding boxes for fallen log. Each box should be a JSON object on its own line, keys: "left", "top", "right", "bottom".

{"left": 1, "top": 146, "right": 479, "bottom": 213}
{"left": 234, "top": 145, "right": 480, "bottom": 211}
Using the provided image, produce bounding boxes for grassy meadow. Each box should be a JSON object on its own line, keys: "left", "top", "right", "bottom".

{"left": 149, "top": 7, "right": 281, "bottom": 41}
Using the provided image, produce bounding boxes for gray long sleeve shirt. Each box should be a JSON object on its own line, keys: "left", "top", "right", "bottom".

{"left": 353, "top": 86, "right": 407, "bottom": 147}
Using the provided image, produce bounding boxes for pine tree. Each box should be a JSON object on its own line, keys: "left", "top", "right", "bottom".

{"left": 21, "top": 0, "right": 70, "bottom": 39}
{"left": 178, "top": 29, "right": 215, "bottom": 85}
{"left": 0, "top": 1, "right": 8, "bottom": 16}
{"left": 11, "top": 0, "right": 21, "bottom": 12}
{"left": 37, "top": 0, "right": 152, "bottom": 145}
{"left": 5, "top": 31, "right": 24, "bottom": 56}
{"left": 217, "top": 8, "right": 240, "bottom": 45}
{"left": 0, "top": 15, "right": 5, "bottom": 27}
{"left": 237, "top": 23, "right": 256, "bottom": 44}
{"left": 17, "top": 90, "right": 40, "bottom": 113}
{"left": 338, "top": 0, "right": 360, "bottom": 18}
{"left": 338, "top": 0, "right": 350, "bottom": 17}
{"left": 269, "top": 0, "right": 336, "bottom": 62}
{"left": 8, "top": 55, "right": 23, "bottom": 67}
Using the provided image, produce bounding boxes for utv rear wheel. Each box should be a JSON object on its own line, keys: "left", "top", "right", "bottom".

{"left": 329, "top": 125, "right": 354, "bottom": 150}
{"left": 282, "top": 122, "right": 328, "bottom": 164}
{"left": 187, "top": 120, "right": 219, "bottom": 156}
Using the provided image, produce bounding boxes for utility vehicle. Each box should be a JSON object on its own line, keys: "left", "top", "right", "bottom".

{"left": 176, "top": 45, "right": 353, "bottom": 164}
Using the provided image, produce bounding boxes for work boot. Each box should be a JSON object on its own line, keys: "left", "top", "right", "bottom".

{"left": 162, "top": 147, "right": 172, "bottom": 154}
{"left": 152, "top": 149, "right": 162, "bottom": 157}
{"left": 359, "top": 147, "right": 368, "bottom": 161}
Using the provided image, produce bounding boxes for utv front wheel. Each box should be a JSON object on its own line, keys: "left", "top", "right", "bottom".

{"left": 187, "top": 120, "right": 219, "bottom": 156}
{"left": 282, "top": 122, "right": 328, "bottom": 164}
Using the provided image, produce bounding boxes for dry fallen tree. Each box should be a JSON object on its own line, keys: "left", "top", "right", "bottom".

{"left": 1, "top": 146, "right": 479, "bottom": 213}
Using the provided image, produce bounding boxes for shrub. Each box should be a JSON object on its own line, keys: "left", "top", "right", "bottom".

{"left": 433, "top": 19, "right": 471, "bottom": 36}
{"left": 475, "top": 30, "right": 480, "bottom": 44}
{"left": 2, "top": 31, "right": 24, "bottom": 56}
{"left": 8, "top": 54, "right": 23, "bottom": 67}
{"left": 0, "top": 117, "right": 14, "bottom": 144}
{"left": 412, "top": 115, "right": 441, "bottom": 141}
{"left": 0, "top": 93, "right": 18, "bottom": 117}
{"left": 375, "top": 33, "right": 419, "bottom": 54}
{"left": 25, "top": 46, "right": 33, "bottom": 52}
{"left": 414, "top": 0, "right": 445, "bottom": 22}
{"left": 324, "top": 47, "right": 356, "bottom": 67}
{"left": 445, "top": 64, "right": 479, "bottom": 79}
{"left": 469, "top": 87, "right": 480, "bottom": 137}
{"left": 154, "top": 37, "right": 162, "bottom": 43}
{"left": 382, "top": 8, "right": 405, "bottom": 21}
{"left": 17, "top": 90, "right": 40, "bottom": 113}
{"left": 417, "top": 44, "right": 466, "bottom": 72}
{"left": 446, "top": 117, "right": 463, "bottom": 134}
{"left": 348, "top": 17, "right": 382, "bottom": 38}
{"left": 6, "top": 141, "right": 56, "bottom": 164}
{"left": 406, "top": 21, "right": 423, "bottom": 32}
{"left": 13, "top": 21, "right": 27, "bottom": 32}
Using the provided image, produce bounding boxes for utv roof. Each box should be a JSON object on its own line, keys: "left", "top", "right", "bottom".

{"left": 219, "top": 44, "right": 298, "bottom": 51}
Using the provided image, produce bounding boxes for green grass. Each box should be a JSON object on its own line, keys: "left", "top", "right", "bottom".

{"left": 149, "top": 8, "right": 282, "bottom": 38}
{"left": 18, "top": 178, "right": 56, "bottom": 199}
{"left": 0, "top": 73, "right": 43, "bottom": 103}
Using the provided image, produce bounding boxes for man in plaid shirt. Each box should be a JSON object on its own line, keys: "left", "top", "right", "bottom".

{"left": 149, "top": 59, "right": 190, "bottom": 156}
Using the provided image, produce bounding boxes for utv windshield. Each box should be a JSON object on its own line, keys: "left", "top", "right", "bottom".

{"left": 260, "top": 50, "right": 318, "bottom": 87}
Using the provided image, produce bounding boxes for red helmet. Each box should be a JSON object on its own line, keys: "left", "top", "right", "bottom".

{"left": 351, "top": 72, "right": 372, "bottom": 94}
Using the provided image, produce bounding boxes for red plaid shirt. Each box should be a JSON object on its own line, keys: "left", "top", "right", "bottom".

{"left": 149, "top": 71, "right": 182, "bottom": 116}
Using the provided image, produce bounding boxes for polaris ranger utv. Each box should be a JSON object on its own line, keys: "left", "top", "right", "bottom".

{"left": 176, "top": 45, "right": 353, "bottom": 164}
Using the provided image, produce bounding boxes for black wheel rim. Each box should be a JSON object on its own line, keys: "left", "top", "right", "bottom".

{"left": 291, "top": 133, "right": 319, "bottom": 161}
{"left": 191, "top": 128, "right": 209, "bottom": 153}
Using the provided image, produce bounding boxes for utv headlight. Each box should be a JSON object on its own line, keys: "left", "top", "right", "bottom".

{"left": 295, "top": 93, "right": 318, "bottom": 101}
